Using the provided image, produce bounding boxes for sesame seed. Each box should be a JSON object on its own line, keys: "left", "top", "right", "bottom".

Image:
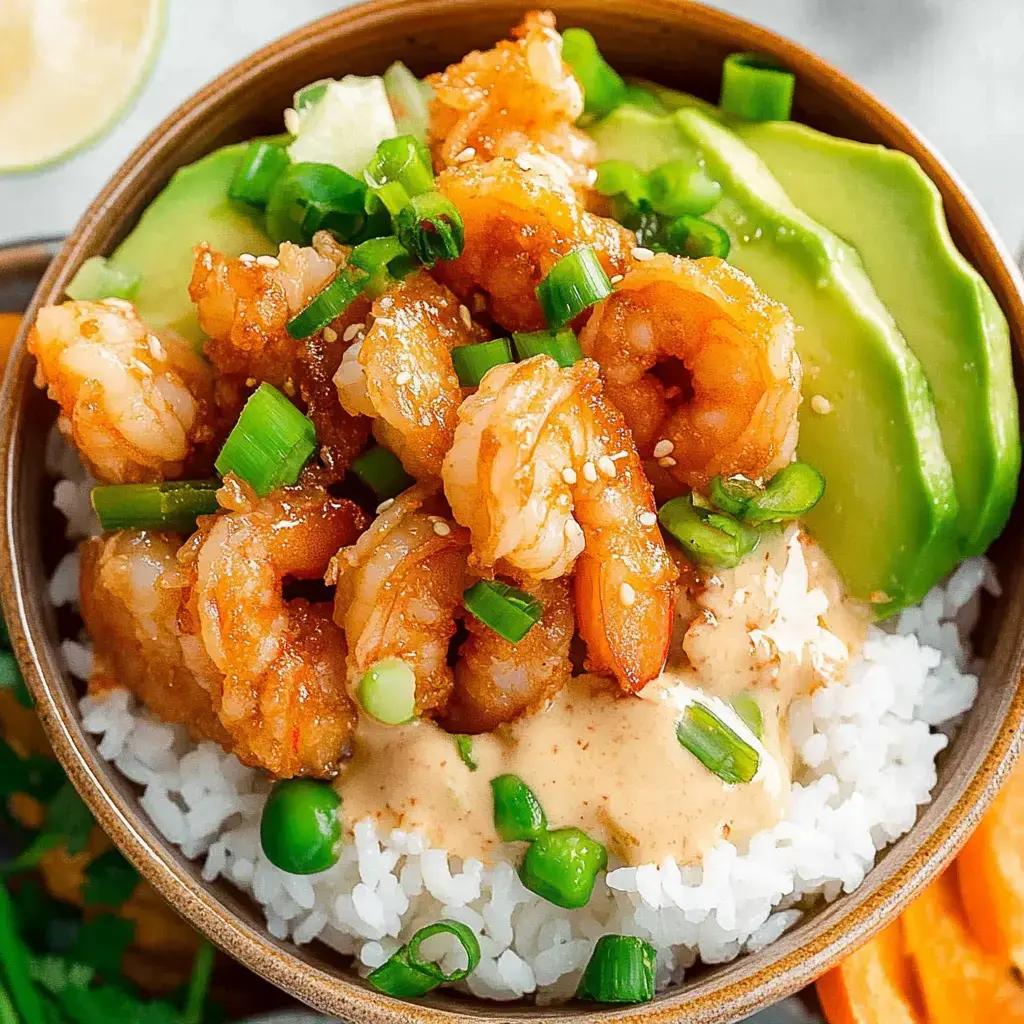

{"left": 597, "top": 455, "right": 617, "bottom": 478}
{"left": 432, "top": 521, "right": 452, "bottom": 536}
{"left": 658, "top": 456, "right": 677, "bottom": 468}
{"left": 810, "top": 394, "right": 832, "bottom": 415}
{"left": 652, "top": 439, "right": 674, "bottom": 459}
{"left": 455, "top": 146, "right": 476, "bottom": 163}
{"left": 458, "top": 304, "right": 472, "bottom": 329}
{"left": 342, "top": 323, "right": 360, "bottom": 342}
{"left": 147, "top": 335, "right": 166, "bottom": 361}
{"left": 631, "top": 246, "right": 655, "bottom": 261}
{"left": 245, "top": 377, "right": 257, "bottom": 388}
{"left": 376, "top": 498, "right": 396, "bottom": 514}
{"left": 374, "top": 316, "right": 394, "bottom": 328}
{"left": 638, "top": 511, "right": 657, "bottom": 527}
{"left": 561, "top": 467, "right": 577, "bottom": 485}
{"left": 611, "top": 450, "right": 628, "bottom": 461}
{"left": 239, "top": 253, "right": 256, "bottom": 263}
{"left": 582, "top": 461, "right": 598, "bottom": 483}
{"left": 619, "top": 582, "right": 636, "bottom": 607}
{"left": 396, "top": 371, "right": 412, "bottom": 386}
{"left": 321, "top": 326, "right": 338, "bottom": 343}
{"left": 256, "top": 254, "right": 280, "bottom": 268}
{"left": 609, "top": 274, "right": 624, "bottom": 284}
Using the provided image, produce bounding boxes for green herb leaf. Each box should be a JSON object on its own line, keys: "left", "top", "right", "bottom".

{"left": 81, "top": 850, "right": 138, "bottom": 908}
{"left": 454, "top": 735, "right": 478, "bottom": 772}
{"left": 70, "top": 916, "right": 134, "bottom": 978}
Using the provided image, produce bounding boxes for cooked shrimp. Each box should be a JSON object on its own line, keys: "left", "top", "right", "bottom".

{"left": 442, "top": 355, "right": 676, "bottom": 691}
{"left": 579, "top": 254, "right": 802, "bottom": 489}
{"left": 435, "top": 158, "right": 635, "bottom": 332}
{"left": 181, "top": 478, "right": 367, "bottom": 778}
{"left": 79, "top": 530, "right": 229, "bottom": 746}
{"left": 190, "top": 236, "right": 371, "bottom": 477}
{"left": 333, "top": 273, "right": 482, "bottom": 479}
{"left": 28, "top": 300, "right": 216, "bottom": 483}
{"left": 427, "top": 10, "right": 594, "bottom": 186}
{"left": 332, "top": 484, "right": 574, "bottom": 724}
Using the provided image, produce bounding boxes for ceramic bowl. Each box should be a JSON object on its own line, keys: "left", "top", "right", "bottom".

{"left": 3, "top": 1, "right": 1024, "bottom": 1021}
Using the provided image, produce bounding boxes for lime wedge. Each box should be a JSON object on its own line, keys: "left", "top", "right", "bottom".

{"left": 0, "top": 0, "right": 165, "bottom": 172}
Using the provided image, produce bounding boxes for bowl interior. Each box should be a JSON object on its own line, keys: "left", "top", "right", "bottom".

{"left": 4, "top": 1, "right": 1024, "bottom": 1022}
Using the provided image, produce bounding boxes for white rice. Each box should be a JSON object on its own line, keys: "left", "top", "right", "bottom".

{"left": 52, "top": 454, "right": 992, "bottom": 1001}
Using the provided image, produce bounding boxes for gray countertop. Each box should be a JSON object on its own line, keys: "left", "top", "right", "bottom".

{"left": 0, "top": 0, "right": 1021, "bottom": 252}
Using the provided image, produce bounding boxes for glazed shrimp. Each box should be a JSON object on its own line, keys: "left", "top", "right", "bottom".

{"left": 435, "top": 158, "right": 635, "bottom": 333}
{"left": 332, "top": 485, "right": 574, "bottom": 725}
{"left": 579, "top": 254, "right": 802, "bottom": 489}
{"left": 190, "top": 236, "right": 371, "bottom": 477}
{"left": 79, "top": 530, "right": 230, "bottom": 745}
{"left": 28, "top": 300, "right": 217, "bottom": 483}
{"left": 442, "top": 355, "right": 677, "bottom": 692}
{"left": 181, "top": 479, "right": 368, "bottom": 778}
{"left": 427, "top": 10, "right": 594, "bottom": 187}
{"left": 333, "top": 273, "right": 482, "bottom": 479}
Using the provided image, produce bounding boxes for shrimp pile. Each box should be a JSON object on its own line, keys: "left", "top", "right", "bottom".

{"left": 29, "top": 299, "right": 217, "bottom": 482}
{"left": 442, "top": 355, "right": 677, "bottom": 692}
{"left": 580, "top": 254, "right": 802, "bottom": 488}
{"left": 427, "top": 10, "right": 594, "bottom": 187}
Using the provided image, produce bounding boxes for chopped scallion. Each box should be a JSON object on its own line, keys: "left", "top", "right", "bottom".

{"left": 463, "top": 580, "right": 543, "bottom": 643}
{"left": 743, "top": 461, "right": 826, "bottom": 523}
{"left": 365, "top": 135, "right": 434, "bottom": 197}
{"left": 455, "top": 735, "right": 478, "bottom": 771}
{"left": 91, "top": 480, "right": 220, "bottom": 533}
{"left": 512, "top": 327, "right": 584, "bottom": 368}
{"left": 371, "top": 180, "right": 412, "bottom": 218}
{"left": 65, "top": 256, "right": 140, "bottom": 302}
{"left": 676, "top": 700, "right": 760, "bottom": 784}
{"left": 349, "top": 235, "right": 415, "bottom": 296}
{"left": 228, "top": 140, "right": 290, "bottom": 208}
{"left": 286, "top": 267, "right": 368, "bottom": 339}
{"left": 577, "top": 935, "right": 656, "bottom": 1004}
{"left": 358, "top": 658, "right": 417, "bottom": 725}
{"left": 536, "top": 246, "right": 612, "bottom": 328}
{"left": 368, "top": 920, "right": 481, "bottom": 997}
{"left": 708, "top": 474, "right": 762, "bottom": 518}
{"left": 490, "top": 775, "right": 547, "bottom": 842}
{"left": 730, "top": 692, "right": 763, "bottom": 739}
{"left": 720, "top": 52, "right": 795, "bottom": 122}
{"left": 646, "top": 159, "right": 722, "bottom": 218}
{"left": 394, "top": 191, "right": 465, "bottom": 267}
{"left": 519, "top": 827, "right": 607, "bottom": 909}
{"left": 265, "top": 162, "right": 369, "bottom": 245}
{"left": 351, "top": 445, "right": 414, "bottom": 500}
{"left": 451, "top": 339, "right": 514, "bottom": 387}
{"left": 658, "top": 493, "right": 759, "bottom": 568}
{"left": 593, "top": 160, "right": 650, "bottom": 207}
{"left": 215, "top": 383, "right": 316, "bottom": 497}
{"left": 664, "top": 214, "right": 731, "bottom": 259}
{"left": 560, "top": 28, "right": 627, "bottom": 117}
{"left": 294, "top": 79, "right": 331, "bottom": 113}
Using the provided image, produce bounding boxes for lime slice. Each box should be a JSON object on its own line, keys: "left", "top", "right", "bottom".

{"left": 0, "top": 0, "right": 165, "bottom": 172}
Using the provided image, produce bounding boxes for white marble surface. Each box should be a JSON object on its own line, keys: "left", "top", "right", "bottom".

{"left": 1, "top": 0, "right": 1021, "bottom": 251}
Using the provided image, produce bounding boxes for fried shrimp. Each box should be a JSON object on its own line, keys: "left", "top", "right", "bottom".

{"left": 79, "top": 530, "right": 229, "bottom": 745}
{"left": 579, "top": 254, "right": 802, "bottom": 489}
{"left": 427, "top": 10, "right": 594, "bottom": 186}
{"left": 28, "top": 299, "right": 217, "bottom": 483}
{"left": 442, "top": 355, "right": 677, "bottom": 692}
{"left": 181, "top": 479, "right": 368, "bottom": 778}
{"left": 333, "top": 273, "right": 482, "bottom": 479}
{"left": 189, "top": 236, "right": 371, "bottom": 477}
{"left": 435, "top": 158, "right": 635, "bottom": 332}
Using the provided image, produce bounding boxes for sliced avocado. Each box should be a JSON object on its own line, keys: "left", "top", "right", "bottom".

{"left": 106, "top": 143, "right": 275, "bottom": 343}
{"left": 731, "top": 119, "right": 1019, "bottom": 556}
{"left": 589, "top": 105, "right": 959, "bottom": 611}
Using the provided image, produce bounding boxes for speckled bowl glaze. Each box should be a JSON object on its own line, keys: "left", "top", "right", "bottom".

{"left": 3, "top": 1, "right": 1024, "bottom": 1021}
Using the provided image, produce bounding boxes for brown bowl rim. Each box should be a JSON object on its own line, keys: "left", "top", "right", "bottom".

{"left": 3, "top": 1, "right": 1024, "bottom": 1021}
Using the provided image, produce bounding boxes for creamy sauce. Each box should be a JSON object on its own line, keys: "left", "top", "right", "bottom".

{"left": 337, "top": 528, "right": 866, "bottom": 867}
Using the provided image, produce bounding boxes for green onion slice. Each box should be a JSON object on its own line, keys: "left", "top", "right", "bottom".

{"left": 536, "top": 246, "right": 612, "bottom": 328}
{"left": 358, "top": 658, "right": 417, "bottom": 725}
{"left": 720, "top": 52, "right": 795, "bottom": 122}
{"left": 676, "top": 700, "right": 760, "bottom": 784}
{"left": 730, "top": 692, "right": 763, "bottom": 740}
{"left": 664, "top": 214, "right": 731, "bottom": 259}
{"left": 294, "top": 79, "right": 330, "bottom": 113}
{"left": 519, "top": 827, "right": 607, "bottom": 909}
{"left": 365, "top": 134, "right": 434, "bottom": 197}
{"left": 708, "top": 474, "right": 762, "bottom": 518}
{"left": 65, "top": 256, "right": 140, "bottom": 302}
{"left": 646, "top": 159, "right": 722, "bottom": 218}
{"left": 743, "top": 461, "right": 825, "bottom": 523}
{"left": 228, "top": 140, "right": 290, "bottom": 208}
{"left": 463, "top": 580, "right": 543, "bottom": 643}
{"left": 394, "top": 191, "right": 465, "bottom": 267}
{"left": 560, "top": 28, "right": 627, "bottom": 118}
{"left": 594, "top": 160, "right": 650, "bottom": 207}
{"left": 512, "top": 327, "right": 584, "bottom": 368}
{"left": 490, "top": 774, "right": 547, "bottom": 842}
{"left": 215, "top": 383, "right": 316, "bottom": 497}
{"left": 368, "top": 920, "right": 482, "bottom": 997}
{"left": 371, "top": 180, "right": 413, "bottom": 218}
{"left": 658, "top": 494, "right": 759, "bottom": 568}
{"left": 455, "top": 735, "right": 478, "bottom": 772}
{"left": 91, "top": 480, "right": 220, "bottom": 533}
{"left": 286, "top": 267, "right": 368, "bottom": 339}
{"left": 349, "top": 235, "right": 416, "bottom": 296}
{"left": 351, "top": 445, "right": 414, "bottom": 500}
{"left": 265, "top": 162, "right": 369, "bottom": 245}
{"left": 451, "top": 339, "right": 514, "bottom": 388}
{"left": 577, "top": 935, "right": 657, "bottom": 1004}
{"left": 384, "top": 61, "right": 434, "bottom": 144}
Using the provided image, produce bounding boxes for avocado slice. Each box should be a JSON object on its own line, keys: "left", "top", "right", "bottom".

{"left": 105, "top": 143, "right": 275, "bottom": 343}
{"left": 589, "top": 106, "right": 959, "bottom": 611}
{"left": 730, "top": 119, "right": 1019, "bottom": 556}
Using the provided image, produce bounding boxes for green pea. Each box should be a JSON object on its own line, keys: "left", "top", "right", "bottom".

{"left": 260, "top": 779, "right": 342, "bottom": 875}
